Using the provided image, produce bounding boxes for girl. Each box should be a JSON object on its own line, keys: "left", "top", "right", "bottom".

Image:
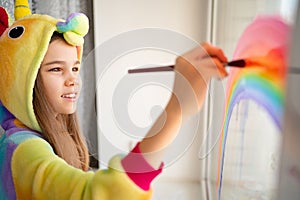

{"left": 0, "top": 1, "right": 227, "bottom": 199}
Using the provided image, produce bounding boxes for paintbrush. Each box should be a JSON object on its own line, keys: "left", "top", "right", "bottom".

{"left": 128, "top": 58, "right": 300, "bottom": 74}
{"left": 128, "top": 59, "right": 246, "bottom": 74}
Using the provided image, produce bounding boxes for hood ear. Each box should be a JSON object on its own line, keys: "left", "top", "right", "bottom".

{"left": 14, "top": 0, "right": 31, "bottom": 20}
{"left": 0, "top": 7, "right": 10, "bottom": 36}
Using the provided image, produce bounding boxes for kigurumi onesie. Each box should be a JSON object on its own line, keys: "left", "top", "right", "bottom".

{"left": 0, "top": 0, "right": 162, "bottom": 199}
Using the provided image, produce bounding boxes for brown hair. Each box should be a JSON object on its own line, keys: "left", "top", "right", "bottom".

{"left": 33, "top": 33, "right": 89, "bottom": 171}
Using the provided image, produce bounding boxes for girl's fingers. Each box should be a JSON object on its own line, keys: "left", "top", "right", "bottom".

{"left": 182, "top": 43, "right": 227, "bottom": 67}
{"left": 196, "top": 57, "right": 228, "bottom": 79}
{"left": 201, "top": 42, "right": 228, "bottom": 63}
{"left": 176, "top": 43, "right": 229, "bottom": 80}
{"left": 211, "top": 57, "right": 229, "bottom": 78}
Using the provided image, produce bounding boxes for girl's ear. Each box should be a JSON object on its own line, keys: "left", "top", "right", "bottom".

{"left": 0, "top": 7, "right": 10, "bottom": 36}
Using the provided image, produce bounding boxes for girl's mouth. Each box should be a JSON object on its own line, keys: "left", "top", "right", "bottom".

{"left": 61, "top": 93, "right": 77, "bottom": 99}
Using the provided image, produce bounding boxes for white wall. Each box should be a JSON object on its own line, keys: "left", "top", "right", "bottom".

{"left": 94, "top": 0, "right": 209, "bottom": 45}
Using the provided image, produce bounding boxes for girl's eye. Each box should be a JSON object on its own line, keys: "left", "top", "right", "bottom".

{"left": 72, "top": 67, "right": 79, "bottom": 72}
{"left": 49, "top": 67, "right": 61, "bottom": 72}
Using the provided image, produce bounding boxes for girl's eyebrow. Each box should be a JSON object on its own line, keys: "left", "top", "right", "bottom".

{"left": 42, "top": 60, "right": 81, "bottom": 66}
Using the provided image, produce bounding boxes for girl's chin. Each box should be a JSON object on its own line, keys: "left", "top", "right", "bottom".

{"left": 55, "top": 107, "right": 77, "bottom": 115}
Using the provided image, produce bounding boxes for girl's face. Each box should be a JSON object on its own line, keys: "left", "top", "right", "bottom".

{"left": 40, "top": 38, "right": 81, "bottom": 115}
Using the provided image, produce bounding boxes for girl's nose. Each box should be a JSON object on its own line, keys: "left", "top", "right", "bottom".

{"left": 65, "top": 73, "right": 79, "bottom": 87}
{"left": 65, "top": 78, "right": 76, "bottom": 86}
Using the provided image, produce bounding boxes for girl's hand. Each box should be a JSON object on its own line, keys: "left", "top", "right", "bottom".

{"left": 171, "top": 42, "right": 228, "bottom": 121}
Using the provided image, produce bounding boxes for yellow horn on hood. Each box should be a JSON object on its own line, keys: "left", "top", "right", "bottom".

{"left": 14, "top": 0, "right": 31, "bottom": 20}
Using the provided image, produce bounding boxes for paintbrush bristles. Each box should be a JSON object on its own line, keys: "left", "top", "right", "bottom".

{"left": 227, "top": 59, "right": 246, "bottom": 67}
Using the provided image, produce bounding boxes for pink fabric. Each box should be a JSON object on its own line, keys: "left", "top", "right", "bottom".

{"left": 121, "top": 143, "right": 164, "bottom": 191}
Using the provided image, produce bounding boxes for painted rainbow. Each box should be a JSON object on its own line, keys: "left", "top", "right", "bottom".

{"left": 216, "top": 15, "right": 290, "bottom": 199}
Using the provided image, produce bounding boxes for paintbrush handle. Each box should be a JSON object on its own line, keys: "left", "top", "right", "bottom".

{"left": 128, "top": 59, "right": 246, "bottom": 74}
{"left": 128, "top": 65, "right": 174, "bottom": 73}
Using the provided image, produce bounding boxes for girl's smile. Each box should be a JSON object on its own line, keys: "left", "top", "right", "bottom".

{"left": 61, "top": 92, "right": 78, "bottom": 100}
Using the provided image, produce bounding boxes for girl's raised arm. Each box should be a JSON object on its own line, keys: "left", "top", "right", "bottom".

{"left": 139, "top": 43, "right": 228, "bottom": 168}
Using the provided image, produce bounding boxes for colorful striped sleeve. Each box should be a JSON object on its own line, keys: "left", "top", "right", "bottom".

{"left": 11, "top": 137, "right": 153, "bottom": 199}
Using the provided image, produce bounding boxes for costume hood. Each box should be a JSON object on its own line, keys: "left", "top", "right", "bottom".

{"left": 0, "top": 0, "right": 89, "bottom": 131}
